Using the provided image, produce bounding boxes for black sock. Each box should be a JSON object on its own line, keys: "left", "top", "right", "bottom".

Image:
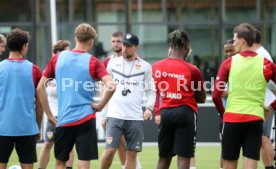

{"left": 66, "top": 167, "right": 73, "bottom": 169}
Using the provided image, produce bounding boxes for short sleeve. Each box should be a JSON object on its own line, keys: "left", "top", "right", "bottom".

{"left": 43, "top": 54, "right": 59, "bottom": 78}
{"left": 89, "top": 56, "right": 109, "bottom": 80}
{"left": 33, "top": 64, "right": 42, "bottom": 88}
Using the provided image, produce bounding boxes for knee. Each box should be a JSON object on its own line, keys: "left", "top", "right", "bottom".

{"left": 43, "top": 142, "right": 53, "bottom": 151}
{"left": 118, "top": 141, "right": 126, "bottom": 150}
{"left": 56, "top": 159, "right": 65, "bottom": 164}
{"left": 69, "top": 149, "right": 74, "bottom": 156}
{"left": 103, "top": 148, "right": 116, "bottom": 158}
{"left": 262, "top": 136, "right": 271, "bottom": 146}
{"left": 126, "top": 151, "right": 137, "bottom": 160}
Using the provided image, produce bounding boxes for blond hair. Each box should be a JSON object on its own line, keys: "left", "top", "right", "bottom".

{"left": 75, "top": 23, "right": 97, "bottom": 43}
{"left": 53, "top": 40, "right": 71, "bottom": 54}
{"left": 0, "top": 34, "right": 6, "bottom": 44}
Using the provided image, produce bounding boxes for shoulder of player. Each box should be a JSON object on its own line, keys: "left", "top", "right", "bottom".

{"left": 107, "top": 56, "right": 120, "bottom": 67}
{"left": 264, "top": 57, "right": 274, "bottom": 69}
{"left": 136, "top": 57, "right": 152, "bottom": 70}
{"left": 183, "top": 62, "right": 202, "bottom": 76}
{"left": 89, "top": 55, "right": 103, "bottom": 63}
{"left": 152, "top": 59, "right": 164, "bottom": 67}
{"left": 48, "top": 53, "right": 60, "bottom": 63}
{"left": 20, "top": 59, "right": 41, "bottom": 71}
{"left": 104, "top": 56, "right": 110, "bottom": 62}
{"left": 222, "top": 56, "right": 233, "bottom": 64}
{"left": 32, "top": 63, "right": 42, "bottom": 71}
{"left": 254, "top": 47, "right": 270, "bottom": 61}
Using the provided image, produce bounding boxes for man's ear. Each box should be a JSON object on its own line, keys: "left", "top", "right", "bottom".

{"left": 89, "top": 39, "right": 94, "bottom": 47}
{"left": 240, "top": 38, "right": 246, "bottom": 47}
{"left": 21, "top": 43, "right": 27, "bottom": 53}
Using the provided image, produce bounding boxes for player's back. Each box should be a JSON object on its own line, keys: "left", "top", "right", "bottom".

{"left": 153, "top": 57, "right": 201, "bottom": 112}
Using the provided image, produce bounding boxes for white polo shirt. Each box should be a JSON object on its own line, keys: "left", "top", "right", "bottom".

{"left": 106, "top": 57, "right": 155, "bottom": 120}
{"left": 46, "top": 80, "right": 58, "bottom": 116}
{"left": 256, "top": 46, "right": 275, "bottom": 106}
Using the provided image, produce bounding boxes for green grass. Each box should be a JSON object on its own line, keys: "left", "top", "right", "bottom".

{"left": 7, "top": 144, "right": 266, "bottom": 169}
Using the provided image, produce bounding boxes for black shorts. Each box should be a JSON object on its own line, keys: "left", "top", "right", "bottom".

{"left": 222, "top": 121, "right": 263, "bottom": 161}
{"left": 0, "top": 135, "right": 37, "bottom": 163}
{"left": 158, "top": 105, "right": 197, "bottom": 158}
{"left": 54, "top": 119, "right": 98, "bottom": 161}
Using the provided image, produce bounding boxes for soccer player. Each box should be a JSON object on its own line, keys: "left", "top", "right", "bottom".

{"left": 0, "top": 29, "right": 43, "bottom": 169}
{"left": 153, "top": 29, "right": 206, "bottom": 169}
{"left": 101, "top": 31, "right": 142, "bottom": 169}
{"left": 100, "top": 33, "right": 155, "bottom": 169}
{"left": 253, "top": 29, "right": 275, "bottom": 169}
{"left": 103, "top": 31, "right": 124, "bottom": 67}
{"left": 38, "top": 40, "right": 74, "bottom": 169}
{"left": 222, "top": 39, "right": 236, "bottom": 105}
{"left": 212, "top": 23, "right": 276, "bottom": 169}
{"left": 219, "top": 39, "right": 237, "bottom": 169}
{"left": 37, "top": 23, "right": 116, "bottom": 169}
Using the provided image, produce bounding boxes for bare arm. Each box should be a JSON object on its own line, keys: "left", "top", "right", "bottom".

{"left": 193, "top": 67, "right": 206, "bottom": 103}
{"left": 35, "top": 93, "right": 43, "bottom": 131}
{"left": 143, "top": 65, "right": 156, "bottom": 120}
{"left": 195, "top": 90, "right": 206, "bottom": 103}
{"left": 144, "top": 77, "right": 156, "bottom": 114}
{"left": 92, "top": 75, "right": 116, "bottom": 112}
{"left": 36, "top": 76, "right": 57, "bottom": 125}
{"left": 267, "top": 80, "right": 276, "bottom": 94}
{"left": 222, "top": 90, "right": 228, "bottom": 97}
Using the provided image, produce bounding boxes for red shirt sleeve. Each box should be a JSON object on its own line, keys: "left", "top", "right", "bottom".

{"left": 153, "top": 63, "right": 161, "bottom": 115}
{"left": 268, "top": 63, "right": 276, "bottom": 109}
{"left": 212, "top": 57, "right": 232, "bottom": 118}
{"left": 263, "top": 58, "right": 274, "bottom": 82}
{"left": 32, "top": 64, "right": 42, "bottom": 88}
{"left": 89, "top": 56, "right": 109, "bottom": 80}
{"left": 154, "top": 91, "right": 161, "bottom": 116}
{"left": 43, "top": 54, "right": 59, "bottom": 78}
{"left": 103, "top": 56, "right": 110, "bottom": 68}
{"left": 191, "top": 65, "right": 204, "bottom": 92}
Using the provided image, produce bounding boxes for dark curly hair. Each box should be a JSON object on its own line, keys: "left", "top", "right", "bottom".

{"left": 6, "top": 28, "right": 30, "bottom": 52}
{"left": 169, "top": 29, "right": 190, "bottom": 52}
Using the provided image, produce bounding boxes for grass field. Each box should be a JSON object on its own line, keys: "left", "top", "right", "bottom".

{"left": 7, "top": 144, "right": 267, "bottom": 169}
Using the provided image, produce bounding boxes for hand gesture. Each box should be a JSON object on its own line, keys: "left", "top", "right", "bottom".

{"left": 264, "top": 105, "right": 273, "bottom": 120}
{"left": 144, "top": 108, "right": 153, "bottom": 120}
{"left": 48, "top": 115, "right": 57, "bottom": 126}
{"left": 91, "top": 103, "right": 104, "bottom": 112}
{"left": 155, "top": 115, "right": 160, "bottom": 125}
{"left": 102, "top": 119, "right": 107, "bottom": 130}
{"left": 36, "top": 132, "right": 41, "bottom": 141}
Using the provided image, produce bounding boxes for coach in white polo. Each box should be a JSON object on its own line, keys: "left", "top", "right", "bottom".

{"left": 100, "top": 33, "right": 156, "bottom": 169}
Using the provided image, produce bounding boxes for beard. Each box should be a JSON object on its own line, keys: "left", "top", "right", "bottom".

{"left": 125, "top": 54, "right": 132, "bottom": 58}
{"left": 113, "top": 48, "right": 122, "bottom": 53}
